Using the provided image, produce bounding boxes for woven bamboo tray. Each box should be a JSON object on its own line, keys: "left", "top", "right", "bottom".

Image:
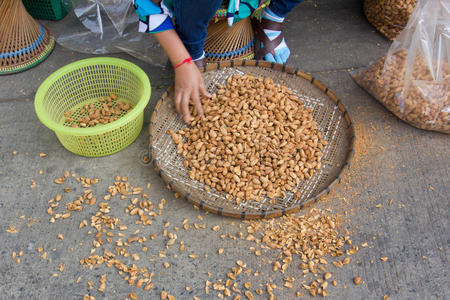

{"left": 150, "top": 60, "right": 355, "bottom": 219}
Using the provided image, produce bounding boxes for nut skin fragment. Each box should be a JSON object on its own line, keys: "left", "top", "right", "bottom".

{"left": 129, "top": 293, "right": 138, "bottom": 300}
{"left": 324, "top": 272, "right": 332, "bottom": 280}
{"left": 353, "top": 277, "right": 362, "bottom": 285}
{"left": 244, "top": 291, "right": 254, "bottom": 300}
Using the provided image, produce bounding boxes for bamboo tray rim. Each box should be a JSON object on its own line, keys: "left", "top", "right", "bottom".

{"left": 149, "top": 59, "right": 355, "bottom": 219}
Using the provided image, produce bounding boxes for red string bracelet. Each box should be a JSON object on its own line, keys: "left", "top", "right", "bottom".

{"left": 174, "top": 57, "right": 193, "bottom": 69}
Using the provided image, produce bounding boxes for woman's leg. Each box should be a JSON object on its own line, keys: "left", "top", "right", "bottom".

{"left": 268, "top": 0, "right": 304, "bottom": 17}
{"left": 173, "top": 0, "right": 223, "bottom": 61}
{"left": 257, "top": 0, "right": 303, "bottom": 63}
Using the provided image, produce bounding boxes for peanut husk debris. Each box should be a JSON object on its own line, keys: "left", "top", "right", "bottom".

{"left": 169, "top": 74, "right": 328, "bottom": 204}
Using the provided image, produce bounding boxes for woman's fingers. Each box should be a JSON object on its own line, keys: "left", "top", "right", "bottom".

{"left": 174, "top": 65, "right": 210, "bottom": 122}
{"left": 181, "top": 91, "right": 191, "bottom": 123}
{"left": 191, "top": 88, "right": 204, "bottom": 117}
{"left": 199, "top": 80, "right": 211, "bottom": 98}
{"left": 174, "top": 89, "right": 182, "bottom": 116}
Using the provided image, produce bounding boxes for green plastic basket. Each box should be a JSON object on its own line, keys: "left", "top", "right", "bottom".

{"left": 35, "top": 57, "right": 151, "bottom": 157}
{"left": 22, "top": 0, "right": 69, "bottom": 21}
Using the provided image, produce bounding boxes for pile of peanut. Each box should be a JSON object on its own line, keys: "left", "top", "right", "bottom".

{"left": 209, "top": 208, "right": 360, "bottom": 298}
{"left": 259, "top": 209, "right": 357, "bottom": 297}
{"left": 64, "top": 93, "right": 132, "bottom": 128}
{"left": 352, "top": 50, "right": 450, "bottom": 133}
{"left": 169, "top": 74, "right": 327, "bottom": 204}
{"left": 363, "top": 0, "right": 417, "bottom": 40}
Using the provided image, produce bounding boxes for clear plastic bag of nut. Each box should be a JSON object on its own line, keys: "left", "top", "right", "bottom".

{"left": 352, "top": 0, "right": 449, "bottom": 134}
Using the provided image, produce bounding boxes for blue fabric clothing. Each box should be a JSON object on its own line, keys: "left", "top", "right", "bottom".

{"left": 133, "top": 0, "right": 303, "bottom": 60}
{"left": 134, "top": 0, "right": 174, "bottom": 33}
{"left": 226, "top": 0, "right": 260, "bottom": 26}
{"left": 134, "top": 0, "right": 261, "bottom": 34}
{"left": 173, "top": 0, "right": 223, "bottom": 60}
{"left": 268, "top": 0, "right": 303, "bottom": 18}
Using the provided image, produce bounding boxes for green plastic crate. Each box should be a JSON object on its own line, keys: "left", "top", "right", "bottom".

{"left": 22, "top": 0, "right": 70, "bottom": 21}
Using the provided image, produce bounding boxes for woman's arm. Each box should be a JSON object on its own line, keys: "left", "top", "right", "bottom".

{"left": 134, "top": 0, "right": 210, "bottom": 123}
{"left": 155, "top": 30, "right": 210, "bottom": 123}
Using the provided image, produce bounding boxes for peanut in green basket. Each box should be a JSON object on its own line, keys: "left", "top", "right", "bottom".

{"left": 34, "top": 57, "right": 151, "bottom": 157}
{"left": 62, "top": 93, "right": 133, "bottom": 128}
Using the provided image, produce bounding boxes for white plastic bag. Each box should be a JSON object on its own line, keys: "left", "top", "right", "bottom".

{"left": 352, "top": 0, "right": 449, "bottom": 133}
{"left": 48, "top": 0, "right": 166, "bottom": 66}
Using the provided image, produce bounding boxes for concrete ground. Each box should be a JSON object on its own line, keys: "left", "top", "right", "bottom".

{"left": 1, "top": 0, "right": 449, "bottom": 299}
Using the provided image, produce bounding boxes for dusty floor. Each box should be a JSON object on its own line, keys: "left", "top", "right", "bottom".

{"left": 0, "top": 1, "right": 449, "bottom": 300}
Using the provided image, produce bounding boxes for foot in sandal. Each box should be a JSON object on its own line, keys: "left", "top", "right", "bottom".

{"left": 254, "top": 8, "right": 290, "bottom": 63}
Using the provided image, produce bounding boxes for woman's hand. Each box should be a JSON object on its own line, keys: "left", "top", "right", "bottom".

{"left": 174, "top": 62, "right": 211, "bottom": 123}
{"left": 154, "top": 29, "right": 211, "bottom": 123}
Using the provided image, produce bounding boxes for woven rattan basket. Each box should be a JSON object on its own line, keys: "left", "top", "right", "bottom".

{"left": 205, "top": 17, "right": 255, "bottom": 62}
{"left": 0, "top": 0, "right": 54, "bottom": 75}
{"left": 150, "top": 60, "right": 355, "bottom": 219}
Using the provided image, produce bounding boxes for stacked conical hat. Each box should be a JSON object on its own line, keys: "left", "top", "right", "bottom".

{"left": 0, "top": 0, "right": 55, "bottom": 75}
{"left": 205, "top": 17, "right": 255, "bottom": 62}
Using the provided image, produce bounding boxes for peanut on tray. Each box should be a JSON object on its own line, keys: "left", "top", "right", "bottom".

{"left": 169, "top": 74, "right": 328, "bottom": 204}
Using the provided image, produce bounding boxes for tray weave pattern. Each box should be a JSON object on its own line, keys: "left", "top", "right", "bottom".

{"left": 150, "top": 60, "right": 355, "bottom": 219}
